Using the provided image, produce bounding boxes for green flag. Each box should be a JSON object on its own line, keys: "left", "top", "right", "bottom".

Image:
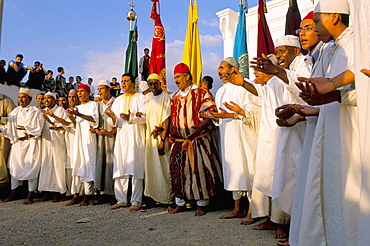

{"left": 125, "top": 21, "right": 138, "bottom": 79}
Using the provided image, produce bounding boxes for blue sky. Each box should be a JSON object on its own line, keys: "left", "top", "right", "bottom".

{"left": 0, "top": 0, "right": 261, "bottom": 94}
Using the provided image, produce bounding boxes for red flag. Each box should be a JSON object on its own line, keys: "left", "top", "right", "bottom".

{"left": 149, "top": 0, "right": 166, "bottom": 87}
{"left": 257, "top": 0, "right": 275, "bottom": 57}
{"left": 285, "top": 0, "right": 302, "bottom": 36}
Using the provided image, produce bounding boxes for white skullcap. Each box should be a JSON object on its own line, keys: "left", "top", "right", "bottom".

{"left": 275, "top": 35, "right": 301, "bottom": 49}
{"left": 222, "top": 57, "right": 240, "bottom": 70}
{"left": 19, "top": 88, "right": 34, "bottom": 98}
{"left": 139, "top": 81, "right": 149, "bottom": 92}
{"left": 147, "top": 73, "right": 161, "bottom": 81}
{"left": 98, "top": 80, "right": 111, "bottom": 88}
{"left": 314, "top": 0, "right": 350, "bottom": 14}
{"left": 45, "top": 92, "right": 57, "bottom": 100}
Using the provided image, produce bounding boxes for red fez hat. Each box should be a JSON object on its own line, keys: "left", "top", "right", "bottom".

{"left": 174, "top": 63, "right": 190, "bottom": 74}
{"left": 78, "top": 84, "right": 91, "bottom": 92}
{"left": 303, "top": 11, "right": 314, "bottom": 20}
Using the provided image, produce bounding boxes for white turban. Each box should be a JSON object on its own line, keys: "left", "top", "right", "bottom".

{"left": 98, "top": 80, "right": 111, "bottom": 88}
{"left": 314, "top": 0, "right": 350, "bottom": 14}
{"left": 139, "top": 81, "right": 149, "bottom": 92}
{"left": 45, "top": 92, "right": 57, "bottom": 100}
{"left": 275, "top": 35, "right": 301, "bottom": 49}
{"left": 19, "top": 88, "right": 34, "bottom": 98}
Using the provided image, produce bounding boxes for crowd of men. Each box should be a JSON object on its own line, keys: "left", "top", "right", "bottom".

{"left": 0, "top": 0, "right": 368, "bottom": 245}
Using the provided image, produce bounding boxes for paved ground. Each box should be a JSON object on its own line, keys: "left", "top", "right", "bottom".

{"left": 0, "top": 192, "right": 279, "bottom": 246}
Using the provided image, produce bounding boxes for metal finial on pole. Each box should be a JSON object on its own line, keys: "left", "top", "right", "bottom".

{"left": 126, "top": 2, "right": 137, "bottom": 31}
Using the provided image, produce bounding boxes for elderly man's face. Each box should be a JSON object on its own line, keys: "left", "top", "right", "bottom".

{"left": 18, "top": 93, "right": 32, "bottom": 107}
{"left": 148, "top": 79, "right": 162, "bottom": 96}
{"left": 218, "top": 61, "right": 233, "bottom": 83}
{"left": 174, "top": 73, "right": 191, "bottom": 92}
{"left": 299, "top": 19, "right": 320, "bottom": 52}
{"left": 44, "top": 95, "right": 56, "bottom": 108}
{"left": 275, "top": 46, "right": 299, "bottom": 69}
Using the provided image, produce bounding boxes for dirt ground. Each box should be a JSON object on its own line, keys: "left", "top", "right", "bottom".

{"left": 0, "top": 186, "right": 279, "bottom": 246}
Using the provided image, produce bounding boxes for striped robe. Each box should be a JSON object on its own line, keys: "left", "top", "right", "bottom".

{"left": 170, "top": 85, "right": 222, "bottom": 201}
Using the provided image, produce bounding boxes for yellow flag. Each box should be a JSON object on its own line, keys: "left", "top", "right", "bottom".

{"left": 182, "top": 0, "right": 202, "bottom": 85}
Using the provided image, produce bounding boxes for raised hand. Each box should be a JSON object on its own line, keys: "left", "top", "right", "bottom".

{"left": 15, "top": 125, "right": 25, "bottom": 130}
{"left": 150, "top": 125, "right": 164, "bottom": 139}
{"left": 42, "top": 108, "right": 54, "bottom": 117}
{"left": 67, "top": 107, "right": 79, "bottom": 116}
{"left": 276, "top": 115, "right": 305, "bottom": 127}
{"left": 95, "top": 128, "right": 109, "bottom": 136}
{"left": 105, "top": 107, "right": 116, "bottom": 119}
{"left": 275, "top": 104, "right": 296, "bottom": 119}
{"left": 120, "top": 109, "right": 130, "bottom": 121}
{"left": 223, "top": 101, "right": 242, "bottom": 115}
{"left": 250, "top": 53, "right": 279, "bottom": 74}
{"left": 297, "top": 77, "right": 335, "bottom": 95}
{"left": 361, "top": 68, "right": 370, "bottom": 78}
{"left": 199, "top": 110, "right": 216, "bottom": 120}
{"left": 89, "top": 126, "right": 96, "bottom": 133}
{"left": 211, "top": 107, "right": 228, "bottom": 119}
{"left": 291, "top": 104, "right": 320, "bottom": 116}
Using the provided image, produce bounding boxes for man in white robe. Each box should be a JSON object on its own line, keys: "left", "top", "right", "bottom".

{"left": 65, "top": 89, "right": 78, "bottom": 197}
{"left": 352, "top": 0, "right": 370, "bottom": 245}
{"left": 228, "top": 45, "right": 303, "bottom": 237}
{"left": 0, "top": 88, "right": 43, "bottom": 204}
{"left": 209, "top": 58, "right": 255, "bottom": 223}
{"left": 51, "top": 84, "right": 99, "bottom": 206}
{"left": 90, "top": 80, "right": 116, "bottom": 205}
{"left": 143, "top": 73, "right": 173, "bottom": 205}
{"left": 288, "top": 1, "right": 360, "bottom": 245}
{"left": 106, "top": 73, "right": 146, "bottom": 211}
{"left": 38, "top": 92, "right": 67, "bottom": 202}
{"left": 269, "top": 12, "right": 324, "bottom": 215}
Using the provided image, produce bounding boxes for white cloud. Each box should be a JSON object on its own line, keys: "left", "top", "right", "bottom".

{"left": 81, "top": 48, "right": 126, "bottom": 92}
{"left": 81, "top": 41, "right": 223, "bottom": 95}
{"left": 199, "top": 18, "right": 218, "bottom": 28}
{"left": 200, "top": 34, "right": 222, "bottom": 46}
{"left": 167, "top": 39, "right": 184, "bottom": 48}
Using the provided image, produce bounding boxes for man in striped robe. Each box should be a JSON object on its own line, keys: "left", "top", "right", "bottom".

{"left": 168, "top": 63, "right": 222, "bottom": 216}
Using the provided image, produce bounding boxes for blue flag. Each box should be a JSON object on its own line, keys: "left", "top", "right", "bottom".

{"left": 233, "top": 1, "right": 249, "bottom": 78}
